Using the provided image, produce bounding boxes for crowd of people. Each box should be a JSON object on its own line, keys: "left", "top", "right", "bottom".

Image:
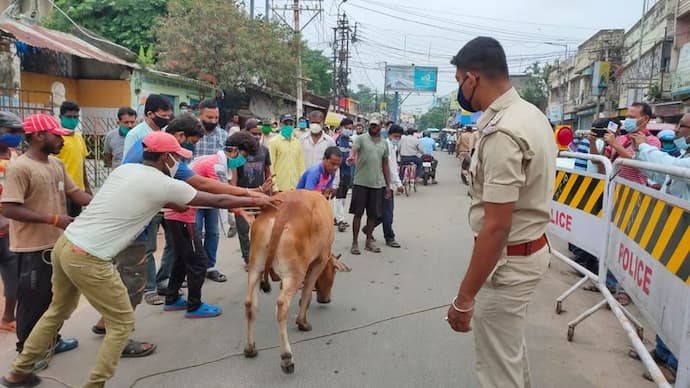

{"left": 0, "top": 91, "right": 445, "bottom": 386}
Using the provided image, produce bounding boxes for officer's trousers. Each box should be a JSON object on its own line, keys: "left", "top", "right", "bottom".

{"left": 473, "top": 245, "right": 550, "bottom": 388}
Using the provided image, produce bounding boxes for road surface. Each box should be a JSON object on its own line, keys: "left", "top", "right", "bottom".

{"left": 0, "top": 151, "right": 656, "bottom": 388}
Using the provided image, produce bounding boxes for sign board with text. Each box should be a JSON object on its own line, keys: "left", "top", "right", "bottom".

{"left": 385, "top": 65, "right": 438, "bottom": 93}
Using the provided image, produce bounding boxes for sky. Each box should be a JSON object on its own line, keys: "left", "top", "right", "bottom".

{"left": 253, "top": 0, "right": 650, "bottom": 115}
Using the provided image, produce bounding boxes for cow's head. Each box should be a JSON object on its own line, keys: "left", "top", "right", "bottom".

{"left": 315, "top": 253, "right": 350, "bottom": 304}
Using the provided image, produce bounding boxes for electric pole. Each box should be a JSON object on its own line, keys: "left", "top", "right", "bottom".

{"left": 332, "top": 11, "right": 353, "bottom": 113}
{"left": 271, "top": 0, "right": 323, "bottom": 118}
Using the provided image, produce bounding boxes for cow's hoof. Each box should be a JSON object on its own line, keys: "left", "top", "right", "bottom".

{"left": 244, "top": 344, "right": 258, "bottom": 358}
{"left": 280, "top": 353, "right": 295, "bottom": 374}
{"left": 296, "top": 321, "right": 312, "bottom": 332}
{"left": 317, "top": 297, "right": 331, "bottom": 304}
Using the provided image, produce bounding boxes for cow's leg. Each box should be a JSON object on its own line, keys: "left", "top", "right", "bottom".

{"left": 296, "top": 258, "right": 329, "bottom": 332}
{"left": 244, "top": 269, "right": 262, "bottom": 358}
{"left": 277, "top": 276, "right": 300, "bottom": 374}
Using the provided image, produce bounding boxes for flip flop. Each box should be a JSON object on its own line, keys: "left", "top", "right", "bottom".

{"left": 350, "top": 245, "right": 361, "bottom": 255}
{"left": 121, "top": 340, "right": 156, "bottom": 358}
{"left": 0, "top": 321, "right": 16, "bottom": 332}
{"left": 365, "top": 243, "right": 381, "bottom": 253}
{"left": 185, "top": 303, "right": 222, "bottom": 319}
{"left": 206, "top": 270, "right": 227, "bottom": 283}
{"left": 1, "top": 374, "right": 41, "bottom": 388}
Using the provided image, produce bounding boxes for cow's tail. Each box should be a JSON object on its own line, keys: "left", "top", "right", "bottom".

{"left": 260, "top": 207, "right": 289, "bottom": 293}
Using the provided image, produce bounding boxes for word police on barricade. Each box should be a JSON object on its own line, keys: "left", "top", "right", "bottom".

{"left": 550, "top": 152, "right": 611, "bottom": 314}
{"left": 604, "top": 158, "right": 690, "bottom": 388}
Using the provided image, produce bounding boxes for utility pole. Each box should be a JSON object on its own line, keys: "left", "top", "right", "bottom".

{"left": 271, "top": 0, "right": 323, "bottom": 118}
{"left": 250, "top": 0, "right": 255, "bottom": 19}
{"left": 265, "top": 0, "right": 270, "bottom": 20}
{"left": 332, "top": 11, "right": 352, "bottom": 113}
{"left": 637, "top": 0, "right": 647, "bottom": 102}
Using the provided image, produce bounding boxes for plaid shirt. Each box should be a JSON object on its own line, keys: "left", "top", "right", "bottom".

{"left": 194, "top": 126, "right": 228, "bottom": 158}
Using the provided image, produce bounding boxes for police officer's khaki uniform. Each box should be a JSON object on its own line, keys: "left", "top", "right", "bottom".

{"left": 468, "top": 88, "right": 557, "bottom": 388}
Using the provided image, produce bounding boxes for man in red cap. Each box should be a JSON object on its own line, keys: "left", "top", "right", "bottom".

{"left": 1, "top": 114, "right": 92, "bottom": 368}
{"left": 1, "top": 131, "right": 278, "bottom": 388}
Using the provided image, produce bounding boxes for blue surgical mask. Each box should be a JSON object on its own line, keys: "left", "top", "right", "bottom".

{"left": 390, "top": 139, "right": 399, "bottom": 147}
{"left": 622, "top": 118, "right": 638, "bottom": 133}
{"left": 0, "top": 133, "right": 23, "bottom": 148}
{"left": 674, "top": 136, "right": 689, "bottom": 151}
{"left": 342, "top": 129, "right": 353, "bottom": 137}
{"left": 298, "top": 121, "right": 307, "bottom": 129}
{"left": 227, "top": 154, "right": 247, "bottom": 169}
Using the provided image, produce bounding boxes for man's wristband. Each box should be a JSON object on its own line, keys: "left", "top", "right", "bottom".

{"left": 451, "top": 296, "right": 474, "bottom": 313}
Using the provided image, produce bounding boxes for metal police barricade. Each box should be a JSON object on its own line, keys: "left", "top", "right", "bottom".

{"left": 599, "top": 159, "right": 690, "bottom": 387}
{"left": 550, "top": 152, "right": 612, "bottom": 312}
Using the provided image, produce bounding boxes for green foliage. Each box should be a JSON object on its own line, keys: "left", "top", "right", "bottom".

{"left": 348, "top": 84, "right": 393, "bottom": 114}
{"left": 138, "top": 45, "right": 155, "bottom": 66}
{"left": 43, "top": 0, "right": 169, "bottom": 53}
{"left": 519, "top": 61, "right": 552, "bottom": 112}
{"left": 301, "top": 46, "right": 332, "bottom": 97}
{"left": 417, "top": 105, "right": 448, "bottom": 130}
{"left": 156, "top": 0, "right": 296, "bottom": 91}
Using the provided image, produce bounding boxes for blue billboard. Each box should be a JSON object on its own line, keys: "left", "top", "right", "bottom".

{"left": 385, "top": 65, "right": 438, "bottom": 93}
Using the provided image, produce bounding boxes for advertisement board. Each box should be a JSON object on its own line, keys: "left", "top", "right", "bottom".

{"left": 385, "top": 65, "right": 438, "bottom": 92}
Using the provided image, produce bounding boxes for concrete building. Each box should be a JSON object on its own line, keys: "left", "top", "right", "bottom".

{"left": 547, "top": 29, "right": 624, "bottom": 129}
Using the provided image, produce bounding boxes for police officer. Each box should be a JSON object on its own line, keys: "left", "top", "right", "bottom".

{"left": 445, "top": 37, "right": 557, "bottom": 388}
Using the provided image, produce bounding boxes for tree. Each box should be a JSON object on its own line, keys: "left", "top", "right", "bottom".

{"left": 156, "top": 0, "right": 296, "bottom": 92}
{"left": 301, "top": 47, "right": 332, "bottom": 97}
{"left": 43, "top": 0, "right": 168, "bottom": 54}
{"left": 417, "top": 105, "right": 448, "bottom": 130}
{"left": 348, "top": 84, "right": 393, "bottom": 114}
{"left": 520, "top": 61, "right": 551, "bottom": 112}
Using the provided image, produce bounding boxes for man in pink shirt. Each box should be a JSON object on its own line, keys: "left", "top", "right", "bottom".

{"left": 161, "top": 132, "right": 266, "bottom": 318}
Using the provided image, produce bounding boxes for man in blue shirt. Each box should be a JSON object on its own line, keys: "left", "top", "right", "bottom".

{"left": 334, "top": 118, "right": 354, "bottom": 231}
{"left": 296, "top": 147, "right": 342, "bottom": 198}
{"left": 419, "top": 131, "right": 439, "bottom": 184}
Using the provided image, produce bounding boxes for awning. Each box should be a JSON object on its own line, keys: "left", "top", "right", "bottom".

{"left": 0, "top": 17, "right": 137, "bottom": 68}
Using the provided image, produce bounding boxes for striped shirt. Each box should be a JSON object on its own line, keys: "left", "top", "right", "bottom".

{"left": 605, "top": 134, "right": 661, "bottom": 186}
{"left": 574, "top": 139, "right": 590, "bottom": 171}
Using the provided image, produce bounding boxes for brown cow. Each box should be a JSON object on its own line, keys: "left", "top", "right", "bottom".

{"left": 243, "top": 190, "right": 350, "bottom": 374}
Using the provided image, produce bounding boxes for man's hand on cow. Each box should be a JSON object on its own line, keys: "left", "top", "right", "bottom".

{"left": 322, "top": 188, "right": 336, "bottom": 199}
{"left": 384, "top": 187, "right": 393, "bottom": 199}
{"left": 248, "top": 190, "right": 268, "bottom": 199}
{"left": 260, "top": 176, "right": 274, "bottom": 194}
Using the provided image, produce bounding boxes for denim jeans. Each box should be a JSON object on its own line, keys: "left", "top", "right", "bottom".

{"left": 195, "top": 208, "right": 220, "bottom": 269}
{"left": 236, "top": 214, "right": 251, "bottom": 263}
{"left": 655, "top": 335, "right": 678, "bottom": 371}
{"left": 372, "top": 191, "right": 395, "bottom": 242}
{"left": 400, "top": 155, "right": 422, "bottom": 178}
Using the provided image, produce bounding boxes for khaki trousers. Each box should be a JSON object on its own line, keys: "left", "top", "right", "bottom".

{"left": 12, "top": 235, "right": 134, "bottom": 388}
{"left": 473, "top": 245, "right": 550, "bottom": 388}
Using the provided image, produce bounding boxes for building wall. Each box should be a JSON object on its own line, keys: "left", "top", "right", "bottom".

{"left": 131, "top": 70, "right": 214, "bottom": 116}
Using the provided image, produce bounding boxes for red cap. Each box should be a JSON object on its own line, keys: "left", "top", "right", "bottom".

{"left": 22, "top": 114, "right": 71, "bottom": 136}
{"left": 142, "top": 131, "right": 193, "bottom": 159}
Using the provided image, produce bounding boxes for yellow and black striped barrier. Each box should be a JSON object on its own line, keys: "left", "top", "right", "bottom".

{"left": 610, "top": 183, "right": 690, "bottom": 283}
{"left": 553, "top": 170, "right": 605, "bottom": 218}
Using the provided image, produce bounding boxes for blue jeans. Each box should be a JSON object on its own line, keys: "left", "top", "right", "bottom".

{"left": 656, "top": 335, "right": 678, "bottom": 371}
{"left": 372, "top": 192, "right": 395, "bottom": 242}
{"left": 400, "top": 155, "right": 422, "bottom": 178}
{"left": 195, "top": 208, "right": 220, "bottom": 269}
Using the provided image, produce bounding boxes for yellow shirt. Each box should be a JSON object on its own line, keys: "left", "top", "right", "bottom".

{"left": 268, "top": 135, "right": 305, "bottom": 192}
{"left": 56, "top": 132, "right": 89, "bottom": 190}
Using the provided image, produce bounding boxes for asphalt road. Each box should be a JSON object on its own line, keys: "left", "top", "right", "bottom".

{"left": 0, "top": 151, "right": 657, "bottom": 388}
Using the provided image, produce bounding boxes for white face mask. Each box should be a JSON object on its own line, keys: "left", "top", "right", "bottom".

{"left": 165, "top": 153, "right": 180, "bottom": 177}
{"left": 309, "top": 123, "right": 323, "bottom": 134}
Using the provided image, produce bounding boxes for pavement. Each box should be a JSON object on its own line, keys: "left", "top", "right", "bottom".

{"left": 0, "top": 151, "right": 659, "bottom": 388}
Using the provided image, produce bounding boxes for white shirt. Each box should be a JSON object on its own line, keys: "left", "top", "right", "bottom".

{"left": 301, "top": 132, "right": 336, "bottom": 169}
{"left": 636, "top": 144, "right": 690, "bottom": 201}
{"left": 398, "top": 134, "right": 424, "bottom": 157}
{"left": 386, "top": 139, "right": 403, "bottom": 190}
{"left": 64, "top": 164, "right": 198, "bottom": 260}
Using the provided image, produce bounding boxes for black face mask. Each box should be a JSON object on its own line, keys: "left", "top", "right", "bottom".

{"left": 151, "top": 115, "right": 170, "bottom": 130}
{"left": 202, "top": 121, "right": 217, "bottom": 132}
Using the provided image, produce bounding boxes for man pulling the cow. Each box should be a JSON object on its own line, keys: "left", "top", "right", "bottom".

{"left": 296, "top": 146, "right": 342, "bottom": 198}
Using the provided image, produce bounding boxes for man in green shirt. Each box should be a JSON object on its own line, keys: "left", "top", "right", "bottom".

{"left": 346, "top": 119, "right": 392, "bottom": 255}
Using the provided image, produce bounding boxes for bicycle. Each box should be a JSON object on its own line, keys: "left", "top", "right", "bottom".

{"left": 400, "top": 162, "right": 417, "bottom": 196}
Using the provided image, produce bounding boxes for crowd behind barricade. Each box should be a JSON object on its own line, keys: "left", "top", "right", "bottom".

{"left": 0, "top": 91, "right": 447, "bottom": 386}
{"left": 559, "top": 101, "right": 689, "bottom": 384}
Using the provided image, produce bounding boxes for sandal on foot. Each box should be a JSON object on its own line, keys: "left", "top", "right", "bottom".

{"left": 185, "top": 303, "right": 222, "bottom": 319}
{"left": 350, "top": 245, "right": 361, "bottom": 255}
{"left": 365, "top": 242, "right": 381, "bottom": 253}
{"left": 163, "top": 297, "right": 188, "bottom": 311}
{"left": 121, "top": 339, "right": 156, "bottom": 358}
{"left": 206, "top": 270, "right": 227, "bottom": 283}
{"left": 615, "top": 292, "right": 632, "bottom": 306}
{"left": 1, "top": 373, "right": 41, "bottom": 388}
{"left": 54, "top": 337, "right": 78, "bottom": 354}
{"left": 144, "top": 292, "right": 165, "bottom": 306}
{"left": 386, "top": 240, "right": 401, "bottom": 248}
{"left": 0, "top": 321, "right": 16, "bottom": 332}
{"left": 91, "top": 325, "right": 106, "bottom": 336}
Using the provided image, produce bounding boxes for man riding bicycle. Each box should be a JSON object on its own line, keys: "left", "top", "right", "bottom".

{"left": 398, "top": 128, "right": 425, "bottom": 181}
